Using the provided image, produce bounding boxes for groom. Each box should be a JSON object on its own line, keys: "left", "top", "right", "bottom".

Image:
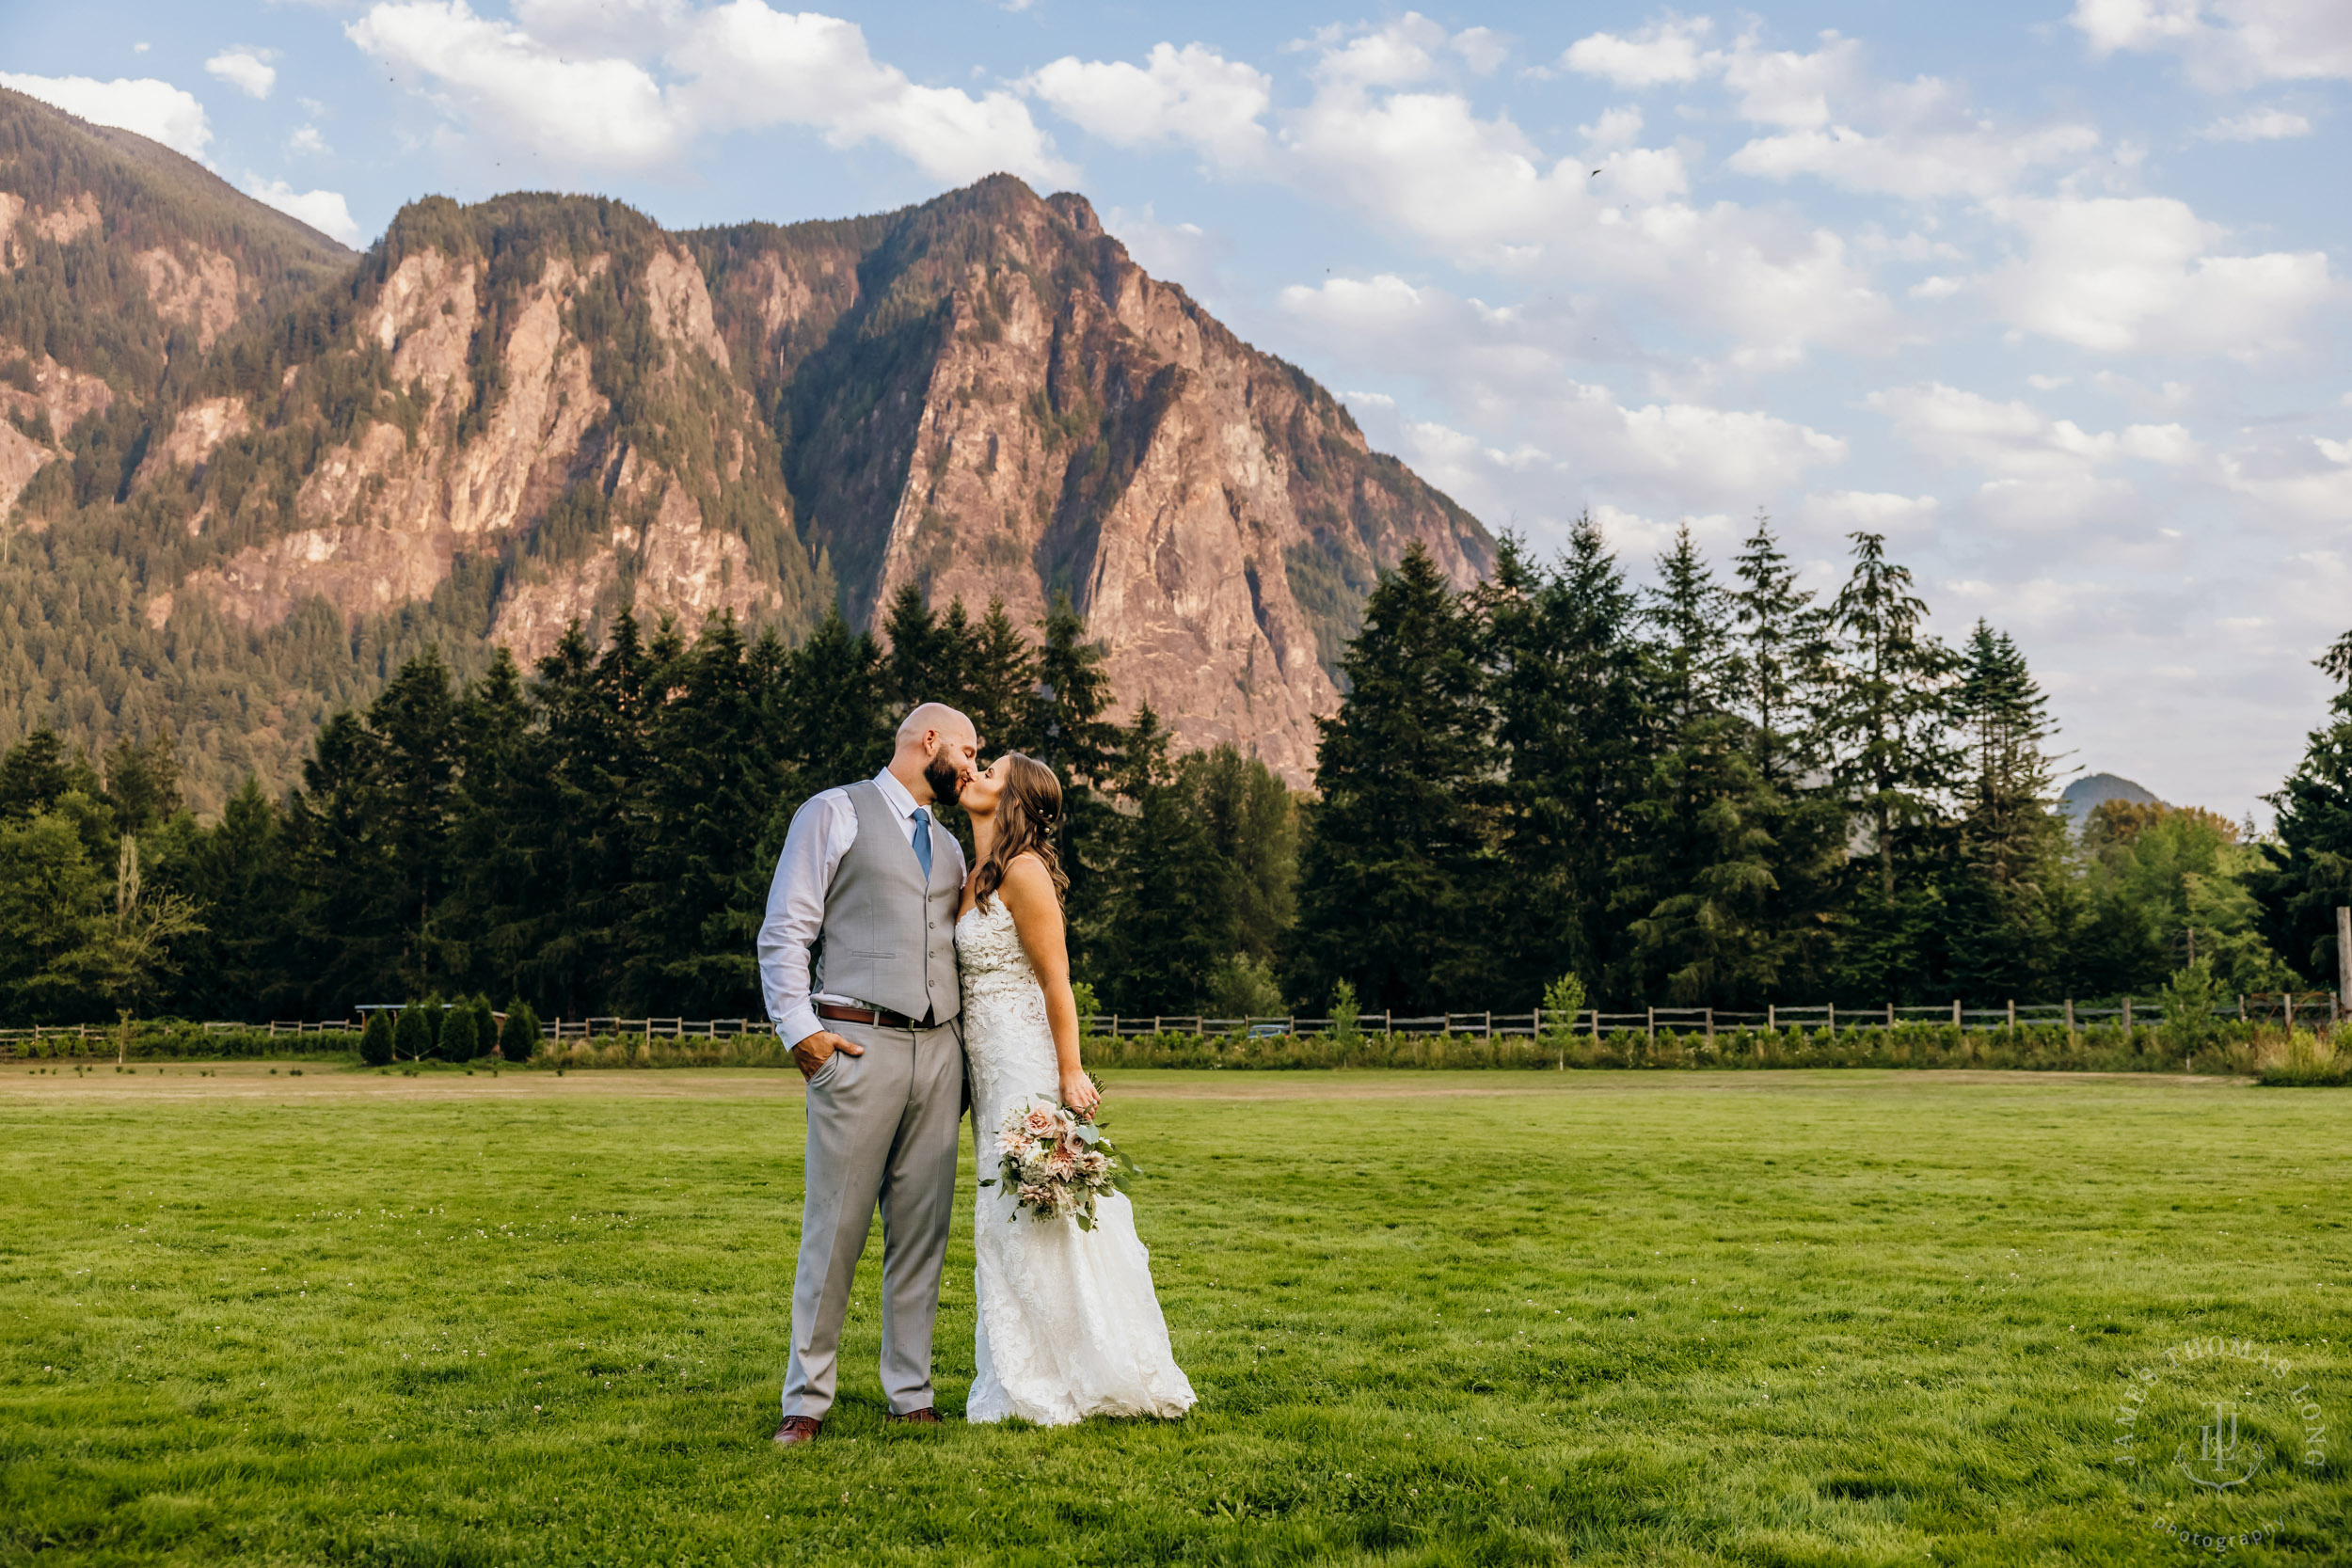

{"left": 756, "top": 703, "right": 978, "bottom": 1447}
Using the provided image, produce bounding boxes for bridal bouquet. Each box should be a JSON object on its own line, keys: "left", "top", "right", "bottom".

{"left": 980, "top": 1098, "right": 1136, "bottom": 1230}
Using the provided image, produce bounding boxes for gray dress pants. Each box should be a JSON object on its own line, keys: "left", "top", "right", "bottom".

{"left": 782, "top": 1016, "right": 964, "bottom": 1418}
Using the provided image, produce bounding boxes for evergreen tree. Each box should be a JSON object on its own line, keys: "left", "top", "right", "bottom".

{"left": 359, "top": 1009, "right": 395, "bottom": 1066}
{"left": 2249, "top": 636, "right": 2352, "bottom": 984}
{"left": 619, "top": 614, "right": 787, "bottom": 1016}
{"left": 391, "top": 1002, "right": 433, "bottom": 1061}
{"left": 1726, "top": 514, "right": 1846, "bottom": 990}
{"left": 1025, "top": 591, "right": 1121, "bottom": 927}
{"left": 1087, "top": 706, "right": 1232, "bottom": 1013}
{"left": 101, "top": 731, "right": 183, "bottom": 837}
{"left": 0, "top": 730, "right": 102, "bottom": 818}
{"left": 1480, "top": 520, "right": 1650, "bottom": 1005}
{"left": 780, "top": 610, "right": 891, "bottom": 797}
{"left": 1616, "top": 527, "right": 1778, "bottom": 1004}
{"left": 1181, "top": 744, "right": 1297, "bottom": 969}
{"left": 498, "top": 997, "right": 542, "bottom": 1062}
{"left": 1293, "top": 544, "right": 1500, "bottom": 1013}
{"left": 1946, "top": 622, "right": 2065, "bottom": 1001}
{"left": 1824, "top": 531, "right": 1962, "bottom": 1002}
{"left": 439, "top": 1003, "right": 479, "bottom": 1063}
{"left": 963, "top": 599, "right": 1039, "bottom": 758}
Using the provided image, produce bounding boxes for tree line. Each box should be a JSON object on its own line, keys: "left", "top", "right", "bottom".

{"left": 4, "top": 515, "right": 2344, "bottom": 1027}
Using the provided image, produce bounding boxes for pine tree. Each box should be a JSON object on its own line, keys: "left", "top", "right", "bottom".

{"left": 780, "top": 611, "right": 891, "bottom": 797}
{"left": 2249, "top": 636, "right": 2352, "bottom": 984}
{"left": 391, "top": 1002, "right": 433, "bottom": 1061}
{"left": 963, "top": 599, "right": 1039, "bottom": 759}
{"left": 439, "top": 1002, "right": 479, "bottom": 1063}
{"left": 1946, "top": 622, "right": 2066, "bottom": 1001}
{"left": 1087, "top": 706, "right": 1232, "bottom": 1013}
{"left": 359, "top": 1009, "right": 394, "bottom": 1066}
{"left": 1616, "top": 527, "right": 1777, "bottom": 1005}
{"left": 498, "top": 997, "right": 542, "bottom": 1062}
{"left": 1025, "top": 591, "right": 1121, "bottom": 928}
{"left": 1824, "top": 532, "right": 1962, "bottom": 1003}
{"left": 1293, "top": 544, "right": 1500, "bottom": 1012}
{"left": 1480, "top": 519, "right": 1651, "bottom": 1005}
{"left": 1727, "top": 514, "right": 1846, "bottom": 991}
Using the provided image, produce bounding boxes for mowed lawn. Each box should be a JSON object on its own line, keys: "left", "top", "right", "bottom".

{"left": 1, "top": 1066, "right": 2344, "bottom": 1566}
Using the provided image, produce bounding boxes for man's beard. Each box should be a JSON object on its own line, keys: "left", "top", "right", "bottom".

{"left": 922, "top": 748, "right": 963, "bottom": 804}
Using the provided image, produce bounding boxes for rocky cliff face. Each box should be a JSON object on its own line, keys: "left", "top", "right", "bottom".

{"left": 2, "top": 92, "right": 1489, "bottom": 800}
{"left": 697, "top": 179, "right": 1492, "bottom": 780}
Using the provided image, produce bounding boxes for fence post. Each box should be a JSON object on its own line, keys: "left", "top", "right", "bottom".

{"left": 1589, "top": 1006, "right": 1598, "bottom": 1044}
{"left": 2122, "top": 996, "right": 2133, "bottom": 1034}
{"left": 1385, "top": 1010, "right": 1392, "bottom": 1037}
{"left": 1827, "top": 1002, "right": 1836, "bottom": 1035}
{"left": 1885, "top": 1002, "right": 1895, "bottom": 1030}
{"left": 1768, "top": 1003, "right": 1776, "bottom": 1030}
{"left": 1705, "top": 1007, "right": 1715, "bottom": 1044}
{"left": 1646, "top": 1006, "right": 1655, "bottom": 1044}
{"left": 2285, "top": 993, "right": 2295, "bottom": 1031}
{"left": 2339, "top": 906, "right": 2352, "bottom": 1018}
{"left": 2063, "top": 998, "right": 2074, "bottom": 1035}
{"left": 2238, "top": 994, "right": 2246, "bottom": 1022}
{"left": 2007, "top": 999, "right": 2015, "bottom": 1030}
{"left": 1484, "top": 1010, "right": 1492, "bottom": 1040}
{"left": 1951, "top": 998, "right": 1961, "bottom": 1027}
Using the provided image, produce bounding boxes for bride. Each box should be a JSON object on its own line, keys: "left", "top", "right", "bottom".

{"left": 954, "top": 752, "right": 1196, "bottom": 1425}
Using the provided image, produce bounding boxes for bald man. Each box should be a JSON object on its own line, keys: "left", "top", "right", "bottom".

{"left": 757, "top": 703, "right": 978, "bottom": 1444}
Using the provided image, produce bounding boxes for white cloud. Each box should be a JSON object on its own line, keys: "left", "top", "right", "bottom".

{"left": 2219, "top": 431, "right": 2352, "bottom": 522}
{"left": 1979, "top": 196, "right": 2335, "bottom": 355}
{"left": 205, "top": 48, "right": 278, "bottom": 100}
{"left": 1873, "top": 382, "right": 2201, "bottom": 479}
{"left": 350, "top": 2, "right": 677, "bottom": 166}
{"left": 1103, "top": 204, "right": 1232, "bottom": 293}
{"left": 1276, "top": 40, "right": 1895, "bottom": 363}
{"left": 1451, "top": 27, "right": 1510, "bottom": 76}
{"left": 2072, "top": 0, "right": 2352, "bottom": 86}
{"left": 1027, "top": 43, "right": 1270, "bottom": 166}
{"left": 347, "top": 0, "right": 1073, "bottom": 184}
{"left": 0, "top": 71, "right": 212, "bottom": 162}
{"left": 1279, "top": 273, "right": 1847, "bottom": 513}
{"left": 242, "top": 176, "right": 364, "bottom": 246}
{"left": 1562, "top": 16, "right": 1718, "bottom": 87}
{"left": 2199, "top": 107, "right": 2312, "bottom": 138}
{"left": 288, "top": 124, "right": 331, "bottom": 157}
{"left": 1804, "top": 490, "right": 1942, "bottom": 539}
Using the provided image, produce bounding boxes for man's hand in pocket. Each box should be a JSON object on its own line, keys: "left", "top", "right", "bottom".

{"left": 793, "top": 1029, "right": 862, "bottom": 1081}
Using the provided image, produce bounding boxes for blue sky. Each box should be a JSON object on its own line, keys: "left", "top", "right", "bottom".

{"left": 3, "top": 0, "right": 2347, "bottom": 818}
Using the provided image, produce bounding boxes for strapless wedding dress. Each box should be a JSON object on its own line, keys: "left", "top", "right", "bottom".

{"left": 955, "top": 896, "right": 1196, "bottom": 1425}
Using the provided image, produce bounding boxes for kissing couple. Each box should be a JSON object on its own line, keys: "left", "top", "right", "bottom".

{"left": 755, "top": 702, "right": 1196, "bottom": 1444}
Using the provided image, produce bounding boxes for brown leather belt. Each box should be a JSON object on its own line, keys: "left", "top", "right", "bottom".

{"left": 816, "top": 1001, "right": 930, "bottom": 1030}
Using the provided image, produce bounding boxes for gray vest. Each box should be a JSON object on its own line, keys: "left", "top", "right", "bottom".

{"left": 813, "top": 779, "right": 961, "bottom": 1025}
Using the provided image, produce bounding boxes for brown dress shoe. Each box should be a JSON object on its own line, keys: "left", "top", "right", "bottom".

{"left": 886, "top": 1407, "right": 942, "bottom": 1424}
{"left": 772, "top": 1415, "right": 821, "bottom": 1447}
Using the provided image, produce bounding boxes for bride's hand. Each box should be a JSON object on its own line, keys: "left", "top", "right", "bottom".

{"left": 1060, "top": 1069, "right": 1100, "bottom": 1117}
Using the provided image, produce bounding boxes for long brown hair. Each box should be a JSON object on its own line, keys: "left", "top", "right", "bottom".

{"left": 974, "top": 752, "right": 1069, "bottom": 911}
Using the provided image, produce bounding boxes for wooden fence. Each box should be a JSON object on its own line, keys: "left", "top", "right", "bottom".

{"left": 4, "top": 990, "right": 2341, "bottom": 1058}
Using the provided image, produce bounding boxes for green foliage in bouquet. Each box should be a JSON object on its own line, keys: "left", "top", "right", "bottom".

{"left": 979, "top": 1101, "right": 1139, "bottom": 1232}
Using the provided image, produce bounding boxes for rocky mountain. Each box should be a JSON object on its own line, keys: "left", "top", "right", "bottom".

{"left": 0, "top": 87, "right": 1491, "bottom": 806}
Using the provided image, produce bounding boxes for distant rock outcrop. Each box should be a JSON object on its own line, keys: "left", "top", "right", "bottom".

{"left": 2059, "top": 772, "right": 2161, "bottom": 828}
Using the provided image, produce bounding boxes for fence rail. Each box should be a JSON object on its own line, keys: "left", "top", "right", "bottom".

{"left": 5, "top": 990, "right": 2344, "bottom": 1060}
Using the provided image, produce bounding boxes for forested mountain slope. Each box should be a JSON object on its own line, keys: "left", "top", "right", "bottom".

{"left": 0, "top": 95, "right": 1490, "bottom": 810}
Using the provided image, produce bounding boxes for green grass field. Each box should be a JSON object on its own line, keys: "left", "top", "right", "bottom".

{"left": 2, "top": 1065, "right": 2344, "bottom": 1565}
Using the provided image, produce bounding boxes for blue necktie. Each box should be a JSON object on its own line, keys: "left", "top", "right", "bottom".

{"left": 911, "top": 807, "right": 933, "bottom": 881}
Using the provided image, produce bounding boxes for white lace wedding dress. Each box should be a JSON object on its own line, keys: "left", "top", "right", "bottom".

{"left": 956, "top": 895, "right": 1196, "bottom": 1425}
